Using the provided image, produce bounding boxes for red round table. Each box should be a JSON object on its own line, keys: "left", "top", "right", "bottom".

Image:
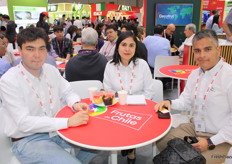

{"left": 159, "top": 65, "right": 199, "bottom": 80}
{"left": 56, "top": 98, "right": 172, "bottom": 164}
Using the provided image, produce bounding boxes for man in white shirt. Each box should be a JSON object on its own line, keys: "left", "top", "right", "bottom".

{"left": 205, "top": 10, "right": 220, "bottom": 30}
{"left": 178, "top": 24, "right": 196, "bottom": 56}
{"left": 154, "top": 30, "right": 232, "bottom": 164}
{"left": 0, "top": 27, "right": 96, "bottom": 164}
{"left": 73, "top": 16, "right": 83, "bottom": 30}
{"left": 99, "top": 24, "right": 118, "bottom": 60}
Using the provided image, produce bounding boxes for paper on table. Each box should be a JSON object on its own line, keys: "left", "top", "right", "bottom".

{"left": 126, "top": 95, "right": 147, "bottom": 105}
{"left": 56, "top": 61, "right": 64, "bottom": 65}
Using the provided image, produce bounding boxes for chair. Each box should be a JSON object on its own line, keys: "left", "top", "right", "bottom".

{"left": 152, "top": 79, "right": 163, "bottom": 102}
{"left": 154, "top": 56, "right": 179, "bottom": 90}
{"left": 0, "top": 108, "right": 21, "bottom": 164}
{"left": 70, "top": 80, "right": 104, "bottom": 99}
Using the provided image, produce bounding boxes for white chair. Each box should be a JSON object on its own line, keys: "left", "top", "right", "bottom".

{"left": 70, "top": 80, "right": 104, "bottom": 99}
{"left": 0, "top": 108, "right": 21, "bottom": 164}
{"left": 154, "top": 56, "right": 179, "bottom": 90}
{"left": 152, "top": 79, "right": 163, "bottom": 102}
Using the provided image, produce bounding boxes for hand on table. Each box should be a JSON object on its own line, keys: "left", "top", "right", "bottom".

{"left": 192, "top": 137, "right": 208, "bottom": 152}
{"left": 154, "top": 100, "right": 171, "bottom": 112}
{"left": 68, "top": 110, "right": 89, "bottom": 127}
{"left": 73, "top": 102, "right": 90, "bottom": 112}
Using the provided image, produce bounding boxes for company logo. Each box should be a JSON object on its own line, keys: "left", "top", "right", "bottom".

{"left": 94, "top": 108, "right": 152, "bottom": 130}
{"left": 89, "top": 104, "right": 107, "bottom": 116}
{"left": 158, "top": 14, "right": 174, "bottom": 19}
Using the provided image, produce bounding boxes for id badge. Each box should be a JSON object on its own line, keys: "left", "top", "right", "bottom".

{"left": 193, "top": 105, "right": 206, "bottom": 132}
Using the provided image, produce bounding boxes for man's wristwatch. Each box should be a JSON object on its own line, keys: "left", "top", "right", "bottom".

{"left": 207, "top": 138, "right": 215, "bottom": 150}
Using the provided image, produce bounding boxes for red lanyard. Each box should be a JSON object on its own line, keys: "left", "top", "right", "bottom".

{"left": 18, "top": 65, "right": 53, "bottom": 112}
{"left": 194, "top": 62, "right": 224, "bottom": 106}
{"left": 117, "top": 65, "right": 135, "bottom": 95}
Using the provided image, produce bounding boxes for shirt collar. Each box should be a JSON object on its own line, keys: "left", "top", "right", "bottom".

{"left": 118, "top": 59, "right": 136, "bottom": 69}
{"left": 200, "top": 57, "right": 224, "bottom": 76}
{"left": 19, "top": 62, "right": 44, "bottom": 80}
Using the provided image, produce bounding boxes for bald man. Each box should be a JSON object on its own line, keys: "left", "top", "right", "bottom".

{"left": 162, "top": 24, "right": 178, "bottom": 49}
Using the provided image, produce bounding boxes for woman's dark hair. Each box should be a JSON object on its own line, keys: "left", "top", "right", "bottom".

{"left": 17, "top": 27, "right": 50, "bottom": 51}
{"left": 67, "top": 25, "right": 78, "bottom": 40}
{"left": 212, "top": 15, "right": 220, "bottom": 28}
{"left": 36, "top": 13, "right": 46, "bottom": 27}
{"left": 111, "top": 31, "right": 138, "bottom": 65}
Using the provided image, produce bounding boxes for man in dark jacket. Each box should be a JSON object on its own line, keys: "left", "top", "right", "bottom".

{"left": 65, "top": 28, "right": 107, "bottom": 82}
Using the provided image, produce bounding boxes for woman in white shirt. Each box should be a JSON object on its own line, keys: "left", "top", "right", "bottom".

{"left": 103, "top": 31, "right": 154, "bottom": 99}
{"left": 103, "top": 31, "right": 153, "bottom": 164}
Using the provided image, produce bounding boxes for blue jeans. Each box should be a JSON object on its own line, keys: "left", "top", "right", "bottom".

{"left": 12, "top": 133, "right": 97, "bottom": 164}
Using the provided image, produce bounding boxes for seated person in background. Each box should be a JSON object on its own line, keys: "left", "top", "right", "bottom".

{"left": 99, "top": 24, "right": 118, "bottom": 60}
{"left": 103, "top": 31, "right": 154, "bottom": 164}
{"left": 222, "top": 8, "right": 232, "bottom": 41}
{"left": 65, "top": 28, "right": 107, "bottom": 82}
{"left": 154, "top": 30, "right": 232, "bottom": 164}
{"left": 65, "top": 25, "right": 81, "bottom": 44}
{"left": 121, "top": 23, "right": 148, "bottom": 62}
{"left": 1, "top": 34, "right": 16, "bottom": 66}
{"left": 162, "top": 23, "right": 178, "bottom": 49}
{"left": 211, "top": 15, "right": 223, "bottom": 34}
{"left": 143, "top": 24, "right": 170, "bottom": 73}
{"left": 137, "top": 26, "right": 146, "bottom": 42}
{"left": 0, "top": 37, "right": 10, "bottom": 77}
{"left": 178, "top": 24, "right": 196, "bottom": 56}
{"left": 0, "top": 27, "right": 97, "bottom": 164}
{"left": 50, "top": 25, "right": 72, "bottom": 61}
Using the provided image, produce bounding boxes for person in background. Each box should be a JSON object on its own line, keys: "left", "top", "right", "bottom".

{"left": 222, "top": 8, "right": 232, "bottom": 42}
{"left": 137, "top": 26, "right": 146, "bottom": 42}
{"left": 0, "top": 36, "right": 10, "bottom": 77}
{"left": 154, "top": 30, "right": 232, "bottom": 164}
{"left": 2, "top": 14, "right": 17, "bottom": 49}
{"left": 143, "top": 24, "right": 170, "bottom": 73}
{"left": 65, "top": 25, "right": 80, "bottom": 43}
{"left": 121, "top": 23, "right": 148, "bottom": 62}
{"left": 50, "top": 25, "right": 72, "bottom": 62}
{"left": 211, "top": 15, "right": 223, "bottom": 34}
{"left": 59, "top": 14, "right": 66, "bottom": 26}
{"left": 178, "top": 24, "right": 196, "bottom": 56}
{"left": 205, "top": 10, "right": 220, "bottom": 30}
{"left": 162, "top": 23, "right": 178, "bottom": 50}
{"left": 103, "top": 32, "right": 154, "bottom": 164}
{"left": 99, "top": 24, "right": 118, "bottom": 60}
{"left": 19, "top": 26, "right": 24, "bottom": 33}
{"left": 94, "top": 16, "right": 101, "bottom": 26}
{"left": 65, "top": 28, "right": 107, "bottom": 82}
{"left": 36, "top": 12, "right": 49, "bottom": 35}
{"left": 0, "top": 27, "right": 97, "bottom": 164}
{"left": 1, "top": 34, "right": 16, "bottom": 66}
{"left": 128, "top": 14, "right": 139, "bottom": 27}
{"left": 73, "top": 16, "right": 83, "bottom": 30}
{"left": 65, "top": 17, "right": 72, "bottom": 30}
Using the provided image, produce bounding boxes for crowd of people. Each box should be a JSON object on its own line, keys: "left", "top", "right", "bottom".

{"left": 0, "top": 9, "right": 232, "bottom": 164}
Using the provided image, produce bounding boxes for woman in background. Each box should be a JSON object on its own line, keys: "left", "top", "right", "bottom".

{"left": 211, "top": 15, "right": 223, "bottom": 34}
{"left": 36, "top": 12, "right": 49, "bottom": 35}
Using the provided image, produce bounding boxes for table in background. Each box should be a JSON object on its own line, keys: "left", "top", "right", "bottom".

{"left": 159, "top": 65, "right": 199, "bottom": 94}
{"left": 56, "top": 98, "right": 172, "bottom": 164}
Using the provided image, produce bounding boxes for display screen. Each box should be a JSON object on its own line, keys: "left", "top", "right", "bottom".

{"left": 155, "top": 3, "right": 193, "bottom": 26}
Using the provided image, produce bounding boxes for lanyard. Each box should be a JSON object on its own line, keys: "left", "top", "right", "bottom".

{"left": 56, "top": 38, "right": 64, "bottom": 57}
{"left": 104, "top": 42, "right": 116, "bottom": 56}
{"left": 18, "top": 65, "right": 53, "bottom": 113}
{"left": 78, "top": 49, "right": 97, "bottom": 54}
{"left": 117, "top": 65, "right": 135, "bottom": 95}
{"left": 193, "top": 63, "right": 224, "bottom": 107}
